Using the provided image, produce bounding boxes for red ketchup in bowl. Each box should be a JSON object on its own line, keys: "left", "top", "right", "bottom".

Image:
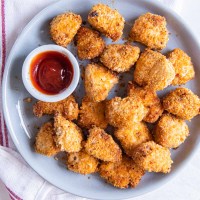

{"left": 30, "top": 51, "right": 73, "bottom": 95}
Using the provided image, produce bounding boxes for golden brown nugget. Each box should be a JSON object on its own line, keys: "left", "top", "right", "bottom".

{"left": 76, "top": 27, "right": 105, "bottom": 60}
{"left": 127, "top": 82, "right": 163, "bottom": 123}
{"left": 35, "top": 122, "right": 60, "bottom": 157}
{"left": 105, "top": 96, "right": 147, "bottom": 128}
{"left": 129, "top": 13, "right": 168, "bottom": 50}
{"left": 132, "top": 141, "right": 173, "bottom": 173}
{"left": 54, "top": 114, "right": 83, "bottom": 152}
{"left": 78, "top": 97, "right": 108, "bottom": 129}
{"left": 50, "top": 12, "right": 82, "bottom": 46}
{"left": 154, "top": 113, "right": 189, "bottom": 148}
{"left": 134, "top": 49, "right": 175, "bottom": 91}
{"left": 114, "top": 122, "right": 152, "bottom": 157}
{"left": 88, "top": 4, "right": 125, "bottom": 41}
{"left": 99, "top": 156, "right": 145, "bottom": 188}
{"left": 67, "top": 149, "right": 99, "bottom": 175}
{"left": 33, "top": 95, "right": 79, "bottom": 120}
{"left": 163, "top": 87, "right": 200, "bottom": 120}
{"left": 168, "top": 48, "right": 195, "bottom": 85}
{"left": 84, "top": 63, "right": 118, "bottom": 102}
{"left": 100, "top": 44, "right": 140, "bottom": 72}
{"left": 85, "top": 127, "right": 122, "bottom": 162}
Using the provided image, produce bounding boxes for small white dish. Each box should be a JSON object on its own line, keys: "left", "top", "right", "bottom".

{"left": 22, "top": 44, "right": 80, "bottom": 102}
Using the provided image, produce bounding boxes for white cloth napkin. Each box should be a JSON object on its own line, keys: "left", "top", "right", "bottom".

{"left": 0, "top": 0, "right": 182, "bottom": 199}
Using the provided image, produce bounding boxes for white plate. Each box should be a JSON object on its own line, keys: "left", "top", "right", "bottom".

{"left": 2, "top": 0, "right": 200, "bottom": 199}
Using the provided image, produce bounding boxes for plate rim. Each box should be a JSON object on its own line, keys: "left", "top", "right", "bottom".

{"left": 2, "top": 0, "right": 200, "bottom": 199}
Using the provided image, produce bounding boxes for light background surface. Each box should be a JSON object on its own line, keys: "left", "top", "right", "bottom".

{"left": 1, "top": 1, "right": 200, "bottom": 200}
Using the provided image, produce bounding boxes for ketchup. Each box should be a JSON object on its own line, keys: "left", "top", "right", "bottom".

{"left": 30, "top": 51, "right": 73, "bottom": 95}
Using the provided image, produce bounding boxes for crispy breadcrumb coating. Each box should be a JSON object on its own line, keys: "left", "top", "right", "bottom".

{"left": 84, "top": 63, "right": 118, "bottom": 102}
{"left": 127, "top": 82, "right": 163, "bottom": 123}
{"left": 168, "top": 48, "right": 195, "bottom": 85}
{"left": 35, "top": 122, "right": 60, "bottom": 157}
{"left": 88, "top": 4, "right": 125, "bottom": 41}
{"left": 105, "top": 96, "right": 147, "bottom": 128}
{"left": 100, "top": 44, "right": 140, "bottom": 72}
{"left": 114, "top": 122, "right": 152, "bottom": 156}
{"left": 33, "top": 95, "right": 79, "bottom": 120}
{"left": 76, "top": 27, "right": 105, "bottom": 60}
{"left": 134, "top": 49, "right": 175, "bottom": 91}
{"left": 78, "top": 97, "right": 108, "bottom": 129}
{"left": 67, "top": 148, "right": 99, "bottom": 175}
{"left": 163, "top": 87, "right": 200, "bottom": 120}
{"left": 154, "top": 113, "right": 189, "bottom": 148}
{"left": 99, "top": 156, "right": 145, "bottom": 188}
{"left": 132, "top": 141, "right": 173, "bottom": 173}
{"left": 54, "top": 114, "right": 83, "bottom": 152}
{"left": 85, "top": 127, "right": 122, "bottom": 162}
{"left": 129, "top": 13, "right": 168, "bottom": 50}
{"left": 50, "top": 12, "right": 82, "bottom": 46}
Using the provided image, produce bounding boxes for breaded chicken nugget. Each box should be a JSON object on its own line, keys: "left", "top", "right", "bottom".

{"left": 154, "top": 113, "right": 189, "bottom": 148}
{"left": 50, "top": 12, "right": 82, "bottom": 46}
{"left": 76, "top": 27, "right": 105, "bottom": 60}
{"left": 134, "top": 49, "right": 175, "bottom": 91}
{"left": 163, "top": 87, "right": 200, "bottom": 120}
{"left": 33, "top": 95, "right": 79, "bottom": 120}
{"left": 35, "top": 122, "right": 60, "bottom": 157}
{"left": 100, "top": 44, "right": 140, "bottom": 72}
{"left": 88, "top": 4, "right": 125, "bottom": 41}
{"left": 67, "top": 148, "right": 99, "bottom": 175}
{"left": 84, "top": 63, "right": 118, "bottom": 102}
{"left": 132, "top": 141, "right": 173, "bottom": 173}
{"left": 85, "top": 127, "right": 122, "bottom": 162}
{"left": 114, "top": 122, "right": 152, "bottom": 156}
{"left": 99, "top": 156, "right": 145, "bottom": 188}
{"left": 105, "top": 96, "right": 147, "bottom": 128}
{"left": 168, "top": 48, "right": 195, "bottom": 85}
{"left": 78, "top": 97, "right": 108, "bottom": 129}
{"left": 129, "top": 13, "right": 168, "bottom": 50}
{"left": 54, "top": 114, "right": 83, "bottom": 152}
{"left": 127, "top": 82, "right": 163, "bottom": 123}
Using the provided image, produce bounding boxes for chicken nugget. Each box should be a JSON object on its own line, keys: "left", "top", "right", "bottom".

{"left": 114, "top": 122, "right": 152, "bottom": 156}
{"left": 168, "top": 48, "right": 195, "bottom": 85}
{"left": 127, "top": 82, "right": 163, "bottom": 123}
{"left": 54, "top": 114, "right": 83, "bottom": 152}
{"left": 163, "top": 87, "right": 200, "bottom": 120}
{"left": 154, "top": 113, "right": 189, "bottom": 148}
{"left": 78, "top": 97, "right": 108, "bottom": 129}
{"left": 85, "top": 127, "right": 122, "bottom": 162}
{"left": 125, "top": 156, "right": 145, "bottom": 188}
{"left": 76, "top": 27, "right": 105, "bottom": 60}
{"left": 100, "top": 44, "right": 140, "bottom": 72}
{"left": 50, "top": 12, "right": 82, "bottom": 46}
{"left": 134, "top": 49, "right": 175, "bottom": 91}
{"left": 99, "top": 156, "right": 145, "bottom": 188}
{"left": 67, "top": 148, "right": 99, "bottom": 175}
{"left": 33, "top": 95, "right": 79, "bottom": 120}
{"left": 132, "top": 141, "right": 172, "bottom": 173}
{"left": 35, "top": 122, "right": 60, "bottom": 157}
{"left": 84, "top": 63, "right": 118, "bottom": 102}
{"left": 105, "top": 96, "right": 147, "bottom": 128}
{"left": 88, "top": 4, "right": 125, "bottom": 41}
{"left": 129, "top": 13, "right": 168, "bottom": 50}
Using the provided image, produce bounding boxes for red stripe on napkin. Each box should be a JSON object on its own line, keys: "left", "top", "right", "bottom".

{"left": 1, "top": 0, "right": 6, "bottom": 80}
{"left": 9, "top": 194, "right": 16, "bottom": 200}
{"left": 0, "top": 115, "right": 4, "bottom": 145}
{"left": 6, "top": 187, "right": 23, "bottom": 200}
{"left": 1, "top": 0, "right": 9, "bottom": 148}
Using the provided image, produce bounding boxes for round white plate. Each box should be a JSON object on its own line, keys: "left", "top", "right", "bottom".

{"left": 2, "top": 0, "right": 200, "bottom": 199}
